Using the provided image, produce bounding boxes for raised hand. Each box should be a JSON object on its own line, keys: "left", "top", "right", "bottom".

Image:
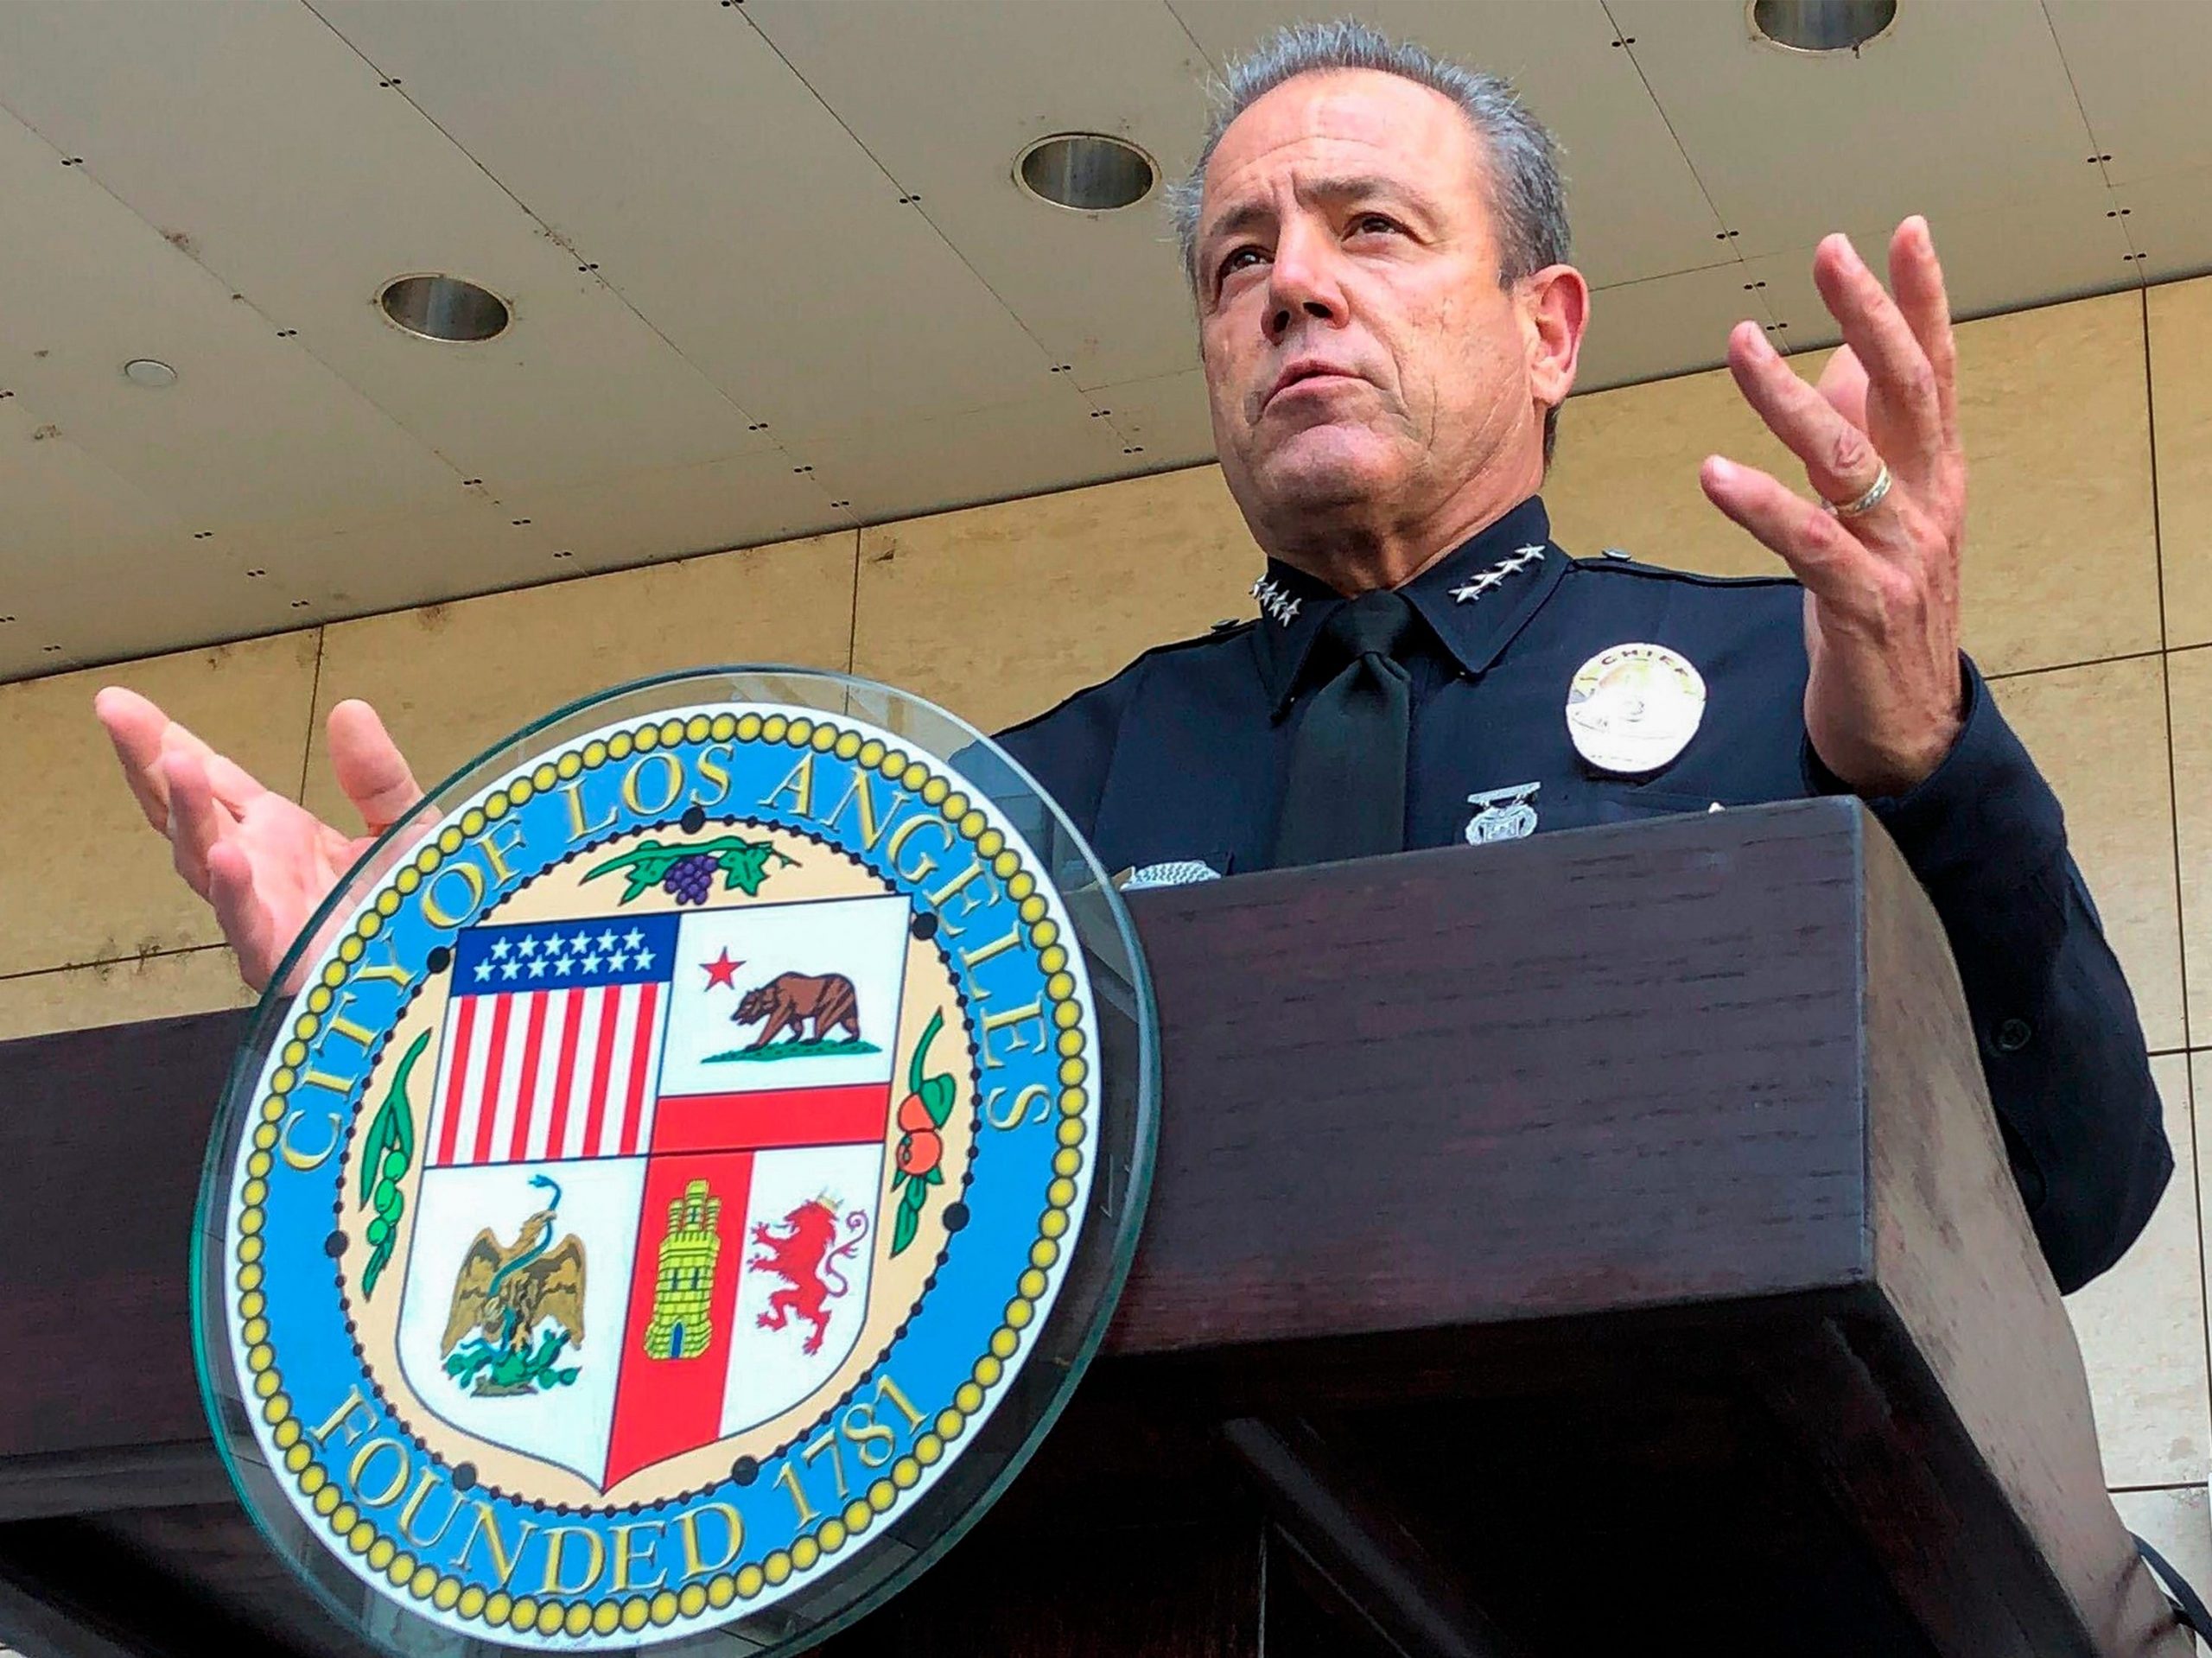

{"left": 1698, "top": 216, "right": 1967, "bottom": 797}
{"left": 93, "top": 689, "right": 423, "bottom": 990}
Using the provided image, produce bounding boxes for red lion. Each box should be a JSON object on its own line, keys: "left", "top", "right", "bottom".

{"left": 751, "top": 1199, "right": 868, "bottom": 1356}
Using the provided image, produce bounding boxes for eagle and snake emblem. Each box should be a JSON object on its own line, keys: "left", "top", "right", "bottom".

{"left": 440, "top": 1174, "right": 588, "bottom": 1396}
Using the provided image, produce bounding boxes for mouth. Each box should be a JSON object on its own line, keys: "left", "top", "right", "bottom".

{"left": 1264, "top": 360, "right": 1366, "bottom": 410}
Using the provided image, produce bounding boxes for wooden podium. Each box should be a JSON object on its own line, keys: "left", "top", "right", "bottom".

{"left": 0, "top": 799, "right": 2184, "bottom": 1657}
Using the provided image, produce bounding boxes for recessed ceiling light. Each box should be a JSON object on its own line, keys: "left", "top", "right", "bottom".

{"left": 1014, "top": 133, "right": 1157, "bottom": 213}
{"left": 1751, "top": 0, "right": 1898, "bottom": 54}
{"left": 378, "top": 274, "right": 511, "bottom": 343}
{"left": 122, "top": 357, "right": 177, "bottom": 388}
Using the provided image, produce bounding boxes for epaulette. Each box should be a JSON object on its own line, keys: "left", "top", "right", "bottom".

{"left": 1573, "top": 549, "right": 1797, "bottom": 588}
{"left": 994, "top": 618, "right": 1255, "bottom": 740}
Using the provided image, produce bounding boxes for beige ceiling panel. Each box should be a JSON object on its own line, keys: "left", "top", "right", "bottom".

{"left": 0, "top": 390, "right": 173, "bottom": 677}
{"left": 792, "top": 390, "right": 1135, "bottom": 526}
{"left": 1608, "top": 0, "right": 2105, "bottom": 258}
{"left": 0, "top": 1, "right": 766, "bottom": 495}
{"left": 852, "top": 465, "right": 1259, "bottom": 734}
{"left": 745, "top": 0, "right": 1211, "bottom": 391}
{"left": 0, "top": 629, "right": 320, "bottom": 979}
{"left": 306, "top": 530, "right": 857, "bottom": 823}
{"left": 1171, "top": 0, "right": 1730, "bottom": 285}
{"left": 1736, "top": 198, "right": 2138, "bottom": 353}
{"left": 1577, "top": 263, "right": 1770, "bottom": 394}
{"left": 2114, "top": 166, "right": 2212, "bottom": 289}
{"left": 0, "top": 105, "right": 456, "bottom": 535}
{"left": 2152, "top": 276, "right": 2212, "bottom": 649}
{"left": 315, "top": 0, "right": 1054, "bottom": 439}
{"left": 2046, "top": 0, "right": 2212, "bottom": 186}
{"left": 1091, "top": 368, "right": 1218, "bottom": 469}
{"left": 518, "top": 452, "right": 850, "bottom": 578}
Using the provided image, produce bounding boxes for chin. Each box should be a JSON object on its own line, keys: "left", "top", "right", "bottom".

{"left": 1249, "top": 428, "right": 1405, "bottom": 516}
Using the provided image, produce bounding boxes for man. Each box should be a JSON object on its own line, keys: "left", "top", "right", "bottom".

{"left": 95, "top": 22, "right": 2165, "bottom": 1293}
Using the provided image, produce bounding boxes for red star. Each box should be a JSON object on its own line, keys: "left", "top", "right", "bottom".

{"left": 702, "top": 949, "right": 744, "bottom": 991}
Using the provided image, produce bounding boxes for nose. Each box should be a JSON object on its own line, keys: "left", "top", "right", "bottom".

{"left": 1264, "top": 219, "right": 1346, "bottom": 343}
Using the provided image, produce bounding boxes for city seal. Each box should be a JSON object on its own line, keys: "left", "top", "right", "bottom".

{"left": 198, "top": 675, "right": 1154, "bottom": 1654}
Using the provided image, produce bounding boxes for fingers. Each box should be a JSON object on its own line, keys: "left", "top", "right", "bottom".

{"left": 1700, "top": 454, "right": 1886, "bottom": 605}
{"left": 162, "top": 747, "right": 236, "bottom": 900}
{"left": 94, "top": 685, "right": 176, "bottom": 832}
{"left": 1813, "top": 344, "right": 1870, "bottom": 435}
{"left": 329, "top": 700, "right": 422, "bottom": 835}
{"left": 207, "top": 839, "right": 282, "bottom": 992}
{"left": 1812, "top": 230, "right": 1943, "bottom": 474}
{"left": 1886, "top": 216, "right": 1959, "bottom": 448}
{"left": 1725, "top": 321, "right": 1890, "bottom": 515}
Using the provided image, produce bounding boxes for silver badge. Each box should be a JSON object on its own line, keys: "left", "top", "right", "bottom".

{"left": 1464, "top": 782, "right": 1541, "bottom": 844}
{"left": 1565, "top": 643, "right": 1707, "bottom": 776}
{"left": 1118, "top": 860, "right": 1224, "bottom": 891}
{"left": 1451, "top": 544, "right": 1547, "bottom": 605}
{"left": 1250, "top": 576, "right": 1301, "bottom": 628}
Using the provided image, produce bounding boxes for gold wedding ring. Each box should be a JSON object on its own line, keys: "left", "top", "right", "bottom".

{"left": 1827, "top": 461, "right": 1893, "bottom": 519}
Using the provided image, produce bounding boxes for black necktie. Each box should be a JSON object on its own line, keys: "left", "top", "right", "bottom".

{"left": 1269, "top": 589, "right": 1421, "bottom": 868}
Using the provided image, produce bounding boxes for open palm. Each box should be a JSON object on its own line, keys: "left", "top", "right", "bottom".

{"left": 94, "top": 688, "right": 422, "bottom": 990}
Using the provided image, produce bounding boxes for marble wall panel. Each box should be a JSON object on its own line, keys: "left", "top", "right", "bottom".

{"left": 305, "top": 532, "right": 856, "bottom": 824}
{"left": 849, "top": 466, "right": 1259, "bottom": 734}
{"left": 2165, "top": 647, "right": 2212, "bottom": 1047}
{"left": 2151, "top": 276, "right": 2212, "bottom": 647}
{"left": 2069, "top": 1053, "right": 2205, "bottom": 1488}
{"left": 1990, "top": 655, "right": 2184, "bottom": 1053}
{"left": 1, "top": 631, "right": 320, "bottom": 978}
{"left": 0, "top": 944, "right": 252, "bottom": 1041}
{"left": 1550, "top": 293, "right": 2158, "bottom": 677}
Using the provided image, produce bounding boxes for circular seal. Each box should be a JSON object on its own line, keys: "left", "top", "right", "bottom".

{"left": 194, "top": 673, "right": 1156, "bottom": 1655}
{"left": 1563, "top": 642, "right": 1707, "bottom": 776}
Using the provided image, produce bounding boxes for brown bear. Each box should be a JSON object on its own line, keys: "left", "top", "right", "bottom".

{"left": 733, "top": 972, "right": 861, "bottom": 1050}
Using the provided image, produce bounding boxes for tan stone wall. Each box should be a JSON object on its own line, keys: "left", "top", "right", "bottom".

{"left": 8, "top": 276, "right": 2212, "bottom": 1555}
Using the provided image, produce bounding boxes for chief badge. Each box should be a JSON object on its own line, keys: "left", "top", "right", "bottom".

{"left": 1565, "top": 642, "right": 1707, "bottom": 775}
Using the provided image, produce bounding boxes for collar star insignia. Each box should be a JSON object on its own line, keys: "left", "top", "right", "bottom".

{"left": 1251, "top": 575, "right": 1302, "bottom": 627}
{"left": 1450, "top": 544, "right": 1547, "bottom": 605}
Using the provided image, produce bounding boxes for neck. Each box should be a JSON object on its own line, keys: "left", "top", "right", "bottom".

{"left": 1259, "top": 458, "right": 1544, "bottom": 597}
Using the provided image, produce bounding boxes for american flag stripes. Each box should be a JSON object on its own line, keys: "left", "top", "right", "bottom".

{"left": 426, "top": 915, "right": 679, "bottom": 1169}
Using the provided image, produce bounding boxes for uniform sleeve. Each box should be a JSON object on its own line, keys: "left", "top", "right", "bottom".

{"left": 1809, "top": 659, "right": 2171, "bottom": 1293}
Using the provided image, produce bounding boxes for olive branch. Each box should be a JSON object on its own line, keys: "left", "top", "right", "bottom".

{"left": 581, "top": 835, "right": 795, "bottom": 905}
{"left": 357, "top": 1030, "right": 427, "bottom": 1299}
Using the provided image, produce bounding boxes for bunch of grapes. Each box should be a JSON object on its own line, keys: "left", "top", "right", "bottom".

{"left": 662, "top": 852, "right": 719, "bottom": 906}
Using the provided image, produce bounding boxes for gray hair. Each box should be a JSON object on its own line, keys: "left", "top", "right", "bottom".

{"left": 1164, "top": 19, "right": 1573, "bottom": 461}
{"left": 1165, "top": 18, "right": 1569, "bottom": 287}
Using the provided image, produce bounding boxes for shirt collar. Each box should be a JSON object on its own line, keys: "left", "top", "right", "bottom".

{"left": 1252, "top": 494, "right": 1568, "bottom": 719}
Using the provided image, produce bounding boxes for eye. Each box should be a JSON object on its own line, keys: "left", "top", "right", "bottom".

{"left": 1216, "top": 245, "right": 1267, "bottom": 287}
{"left": 1349, "top": 212, "right": 1402, "bottom": 238}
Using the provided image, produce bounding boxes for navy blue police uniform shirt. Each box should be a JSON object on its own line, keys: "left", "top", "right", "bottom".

{"left": 992, "top": 493, "right": 2171, "bottom": 1294}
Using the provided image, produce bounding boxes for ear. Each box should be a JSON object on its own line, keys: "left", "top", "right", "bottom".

{"left": 1521, "top": 263, "right": 1590, "bottom": 416}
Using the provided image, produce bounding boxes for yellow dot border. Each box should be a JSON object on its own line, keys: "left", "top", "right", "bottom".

{"left": 231, "top": 704, "right": 1096, "bottom": 1640}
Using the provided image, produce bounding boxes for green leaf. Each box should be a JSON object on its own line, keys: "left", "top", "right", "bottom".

{"left": 890, "top": 1195, "right": 918, "bottom": 1256}
{"left": 918, "top": 1074, "right": 957, "bottom": 1130}
{"left": 925, "top": 1165, "right": 943, "bottom": 1186}
{"left": 907, "top": 1009, "right": 944, "bottom": 1096}
{"left": 717, "top": 842, "right": 779, "bottom": 897}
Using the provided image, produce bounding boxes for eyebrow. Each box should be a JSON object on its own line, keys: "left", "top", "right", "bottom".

{"left": 1198, "top": 174, "right": 1438, "bottom": 252}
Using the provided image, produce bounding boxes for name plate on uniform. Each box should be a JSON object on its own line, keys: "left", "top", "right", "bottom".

{"left": 194, "top": 670, "right": 1158, "bottom": 1656}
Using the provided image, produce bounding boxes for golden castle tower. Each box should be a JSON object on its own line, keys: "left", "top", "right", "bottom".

{"left": 644, "top": 1178, "right": 722, "bottom": 1362}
